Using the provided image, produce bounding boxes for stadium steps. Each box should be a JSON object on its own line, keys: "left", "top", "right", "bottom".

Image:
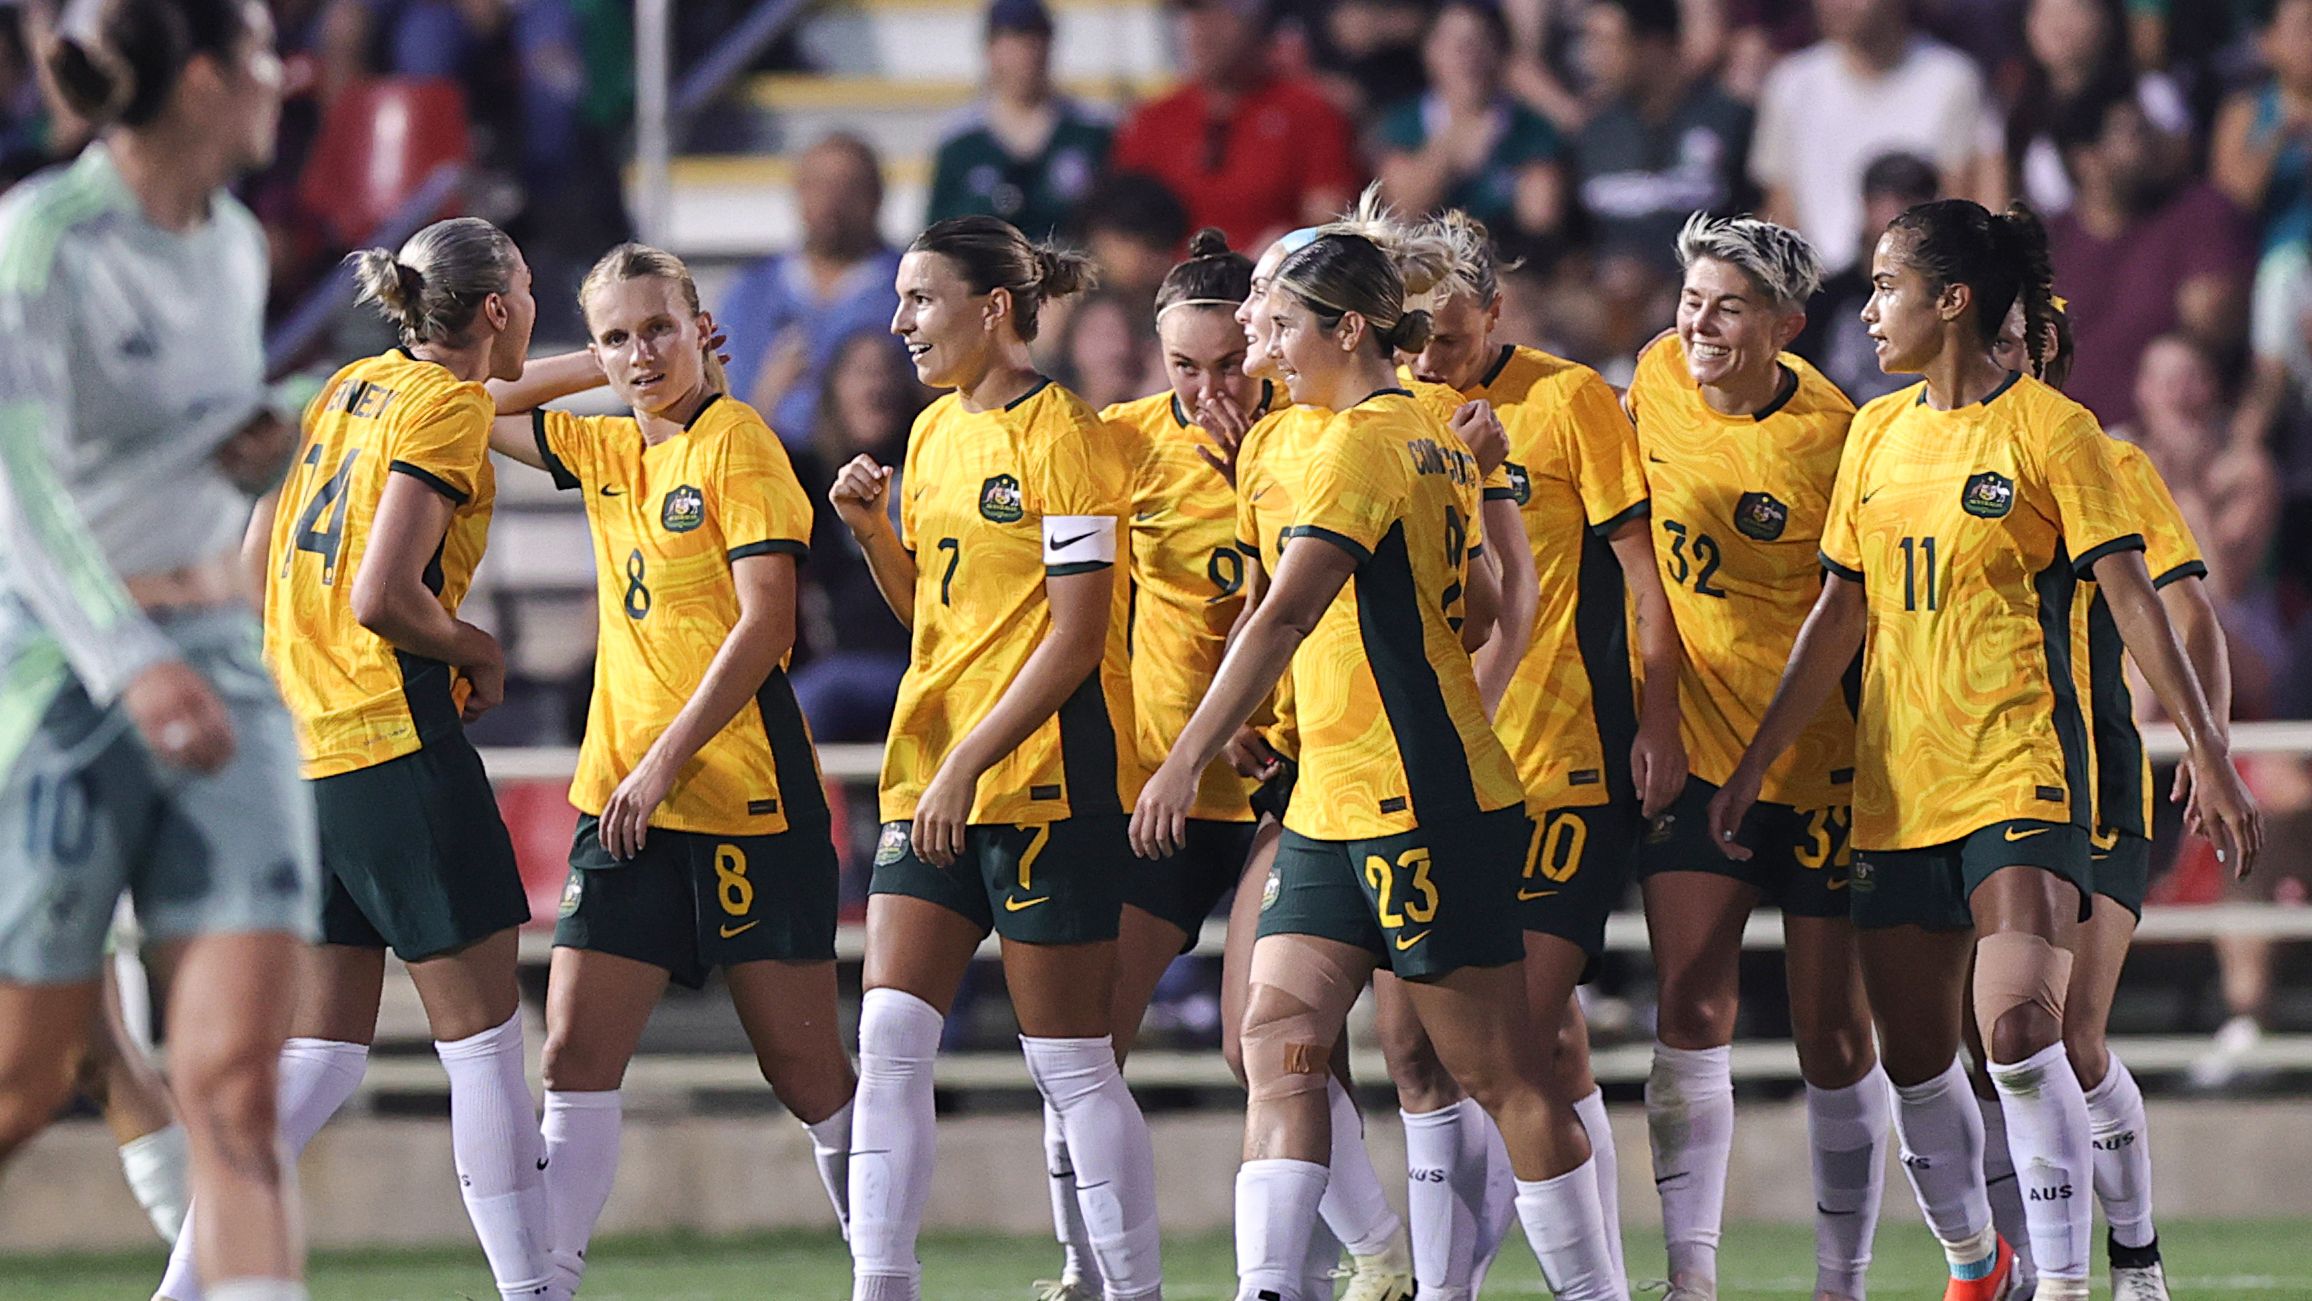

{"left": 646, "top": 0, "right": 1170, "bottom": 258}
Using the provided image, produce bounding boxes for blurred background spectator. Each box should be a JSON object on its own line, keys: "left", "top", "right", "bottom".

{"left": 715, "top": 133, "right": 900, "bottom": 446}
{"left": 926, "top": 0, "right": 1112, "bottom": 239}
{"left": 2000, "top": 0, "right": 2191, "bottom": 216}
{"left": 1793, "top": 149, "right": 1942, "bottom": 403}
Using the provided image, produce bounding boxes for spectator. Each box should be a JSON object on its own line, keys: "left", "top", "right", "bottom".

{"left": 2049, "top": 82, "right": 2254, "bottom": 426}
{"left": 1053, "top": 290, "right": 1163, "bottom": 411}
{"left": 1374, "top": 0, "right": 1567, "bottom": 246}
{"left": 716, "top": 133, "right": 902, "bottom": 446}
{"left": 1110, "top": 0, "right": 1362, "bottom": 247}
{"left": 1288, "top": 0, "right": 1436, "bottom": 122}
{"left": 925, "top": 0, "right": 1112, "bottom": 239}
{"left": 1791, "top": 150, "right": 1940, "bottom": 403}
{"left": 790, "top": 331, "right": 931, "bottom": 743}
{"left": 1070, "top": 171, "right": 1191, "bottom": 307}
{"left": 1749, "top": 0, "right": 1996, "bottom": 272}
{"left": 2214, "top": 0, "right": 2312, "bottom": 255}
{"left": 2236, "top": 233, "right": 2312, "bottom": 475}
{"left": 1572, "top": 0, "right": 1752, "bottom": 274}
{"left": 2003, "top": 0, "right": 2193, "bottom": 216}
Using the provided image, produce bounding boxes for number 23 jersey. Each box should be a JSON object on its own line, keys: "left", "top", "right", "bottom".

{"left": 1821, "top": 373, "right": 2142, "bottom": 851}
{"left": 882, "top": 379, "right": 1140, "bottom": 825}
{"left": 264, "top": 348, "right": 495, "bottom": 778}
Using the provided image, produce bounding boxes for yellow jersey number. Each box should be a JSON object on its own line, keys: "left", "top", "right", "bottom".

{"left": 281, "top": 446, "right": 362, "bottom": 585}
{"left": 1792, "top": 806, "right": 1852, "bottom": 871}
{"left": 714, "top": 843, "right": 755, "bottom": 916}
{"left": 1365, "top": 847, "right": 1440, "bottom": 928}
{"left": 1521, "top": 812, "right": 1588, "bottom": 900}
{"left": 1660, "top": 518, "right": 1727, "bottom": 599}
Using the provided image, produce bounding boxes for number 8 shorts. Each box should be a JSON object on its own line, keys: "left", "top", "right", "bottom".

{"left": 554, "top": 812, "right": 840, "bottom": 989}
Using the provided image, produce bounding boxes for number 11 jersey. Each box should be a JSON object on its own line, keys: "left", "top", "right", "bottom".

{"left": 265, "top": 348, "right": 496, "bottom": 778}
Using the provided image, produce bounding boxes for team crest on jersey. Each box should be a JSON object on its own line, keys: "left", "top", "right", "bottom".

{"left": 1733, "top": 491, "right": 1789, "bottom": 541}
{"left": 661, "top": 484, "right": 706, "bottom": 533}
{"left": 874, "top": 823, "right": 912, "bottom": 867}
{"left": 1503, "top": 461, "right": 1533, "bottom": 505}
{"left": 1849, "top": 857, "right": 1876, "bottom": 893}
{"left": 979, "top": 473, "right": 1024, "bottom": 523}
{"left": 558, "top": 872, "right": 583, "bottom": 917}
{"left": 1961, "top": 471, "right": 2015, "bottom": 519}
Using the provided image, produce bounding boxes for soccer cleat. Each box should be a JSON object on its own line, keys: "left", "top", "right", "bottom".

{"left": 2186, "top": 1014, "right": 2261, "bottom": 1090}
{"left": 2111, "top": 1261, "right": 2169, "bottom": 1301}
{"left": 1664, "top": 1284, "right": 1717, "bottom": 1301}
{"left": 1942, "top": 1236, "right": 2017, "bottom": 1301}
{"left": 1031, "top": 1280, "right": 1102, "bottom": 1301}
{"left": 1335, "top": 1240, "right": 1415, "bottom": 1301}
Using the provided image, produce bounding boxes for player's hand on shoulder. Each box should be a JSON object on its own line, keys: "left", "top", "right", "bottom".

{"left": 829, "top": 455, "right": 895, "bottom": 535}
{"left": 124, "top": 660, "right": 236, "bottom": 775}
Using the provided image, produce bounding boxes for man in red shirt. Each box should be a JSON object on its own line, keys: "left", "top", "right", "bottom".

{"left": 1111, "top": 0, "right": 1365, "bottom": 249}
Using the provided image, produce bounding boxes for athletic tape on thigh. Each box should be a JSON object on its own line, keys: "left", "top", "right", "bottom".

{"left": 1972, "top": 930, "right": 2074, "bottom": 1034}
{"left": 1240, "top": 940, "right": 1366, "bottom": 1102}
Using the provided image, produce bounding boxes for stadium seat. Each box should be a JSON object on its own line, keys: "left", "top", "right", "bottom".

{"left": 297, "top": 77, "right": 473, "bottom": 248}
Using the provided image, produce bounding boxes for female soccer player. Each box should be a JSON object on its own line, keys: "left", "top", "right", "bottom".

{"left": 1135, "top": 229, "right": 1622, "bottom": 1301}
{"left": 0, "top": 2, "right": 316, "bottom": 1296}
{"left": 829, "top": 216, "right": 1161, "bottom": 1301}
{"left": 164, "top": 218, "right": 553, "bottom": 1301}
{"left": 1985, "top": 301, "right": 2224, "bottom": 1301}
{"left": 1620, "top": 214, "right": 1890, "bottom": 1301}
{"left": 489, "top": 243, "right": 857, "bottom": 1295}
{"left": 1372, "top": 209, "right": 1677, "bottom": 1301}
{"left": 1710, "top": 200, "right": 2261, "bottom": 1301}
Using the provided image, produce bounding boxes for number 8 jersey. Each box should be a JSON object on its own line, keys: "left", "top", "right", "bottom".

{"left": 264, "top": 348, "right": 496, "bottom": 778}
{"left": 881, "top": 378, "right": 1141, "bottom": 825}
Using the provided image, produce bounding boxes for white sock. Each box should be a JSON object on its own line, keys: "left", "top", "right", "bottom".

{"left": 1806, "top": 1066, "right": 1891, "bottom": 1298}
{"left": 849, "top": 989, "right": 944, "bottom": 1298}
{"left": 1646, "top": 1043, "right": 1732, "bottom": 1288}
{"left": 158, "top": 1037, "right": 371, "bottom": 1301}
{"left": 1467, "top": 1098, "right": 1518, "bottom": 1290}
{"left": 541, "top": 1089, "right": 621, "bottom": 1291}
{"left": 1401, "top": 1103, "right": 1479, "bottom": 1290}
{"left": 1572, "top": 1088, "right": 1627, "bottom": 1292}
{"left": 203, "top": 1283, "right": 309, "bottom": 1301}
{"left": 2083, "top": 1056, "right": 2154, "bottom": 1250}
{"left": 1890, "top": 1058, "right": 1993, "bottom": 1274}
{"left": 805, "top": 1099, "right": 856, "bottom": 1239}
{"left": 1236, "top": 1157, "right": 1329, "bottom": 1299}
{"left": 1021, "top": 1035, "right": 1163, "bottom": 1301}
{"left": 1987, "top": 1042, "right": 2092, "bottom": 1284}
{"left": 1302, "top": 1212, "right": 1344, "bottom": 1299}
{"left": 1318, "top": 1077, "right": 1400, "bottom": 1260}
{"left": 1043, "top": 1100, "right": 1102, "bottom": 1290}
{"left": 1513, "top": 1160, "right": 1621, "bottom": 1301}
{"left": 1977, "top": 1090, "right": 2035, "bottom": 1290}
{"left": 437, "top": 1013, "right": 553, "bottom": 1298}
{"left": 121, "top": 1123, "right": 190, "bottom": 1244}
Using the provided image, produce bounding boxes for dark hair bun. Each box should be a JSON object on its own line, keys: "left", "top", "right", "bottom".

{"left": 1386, "top": 308, "right": 1435, "bottom": 355}
{"left": 1186, "top": 227, "right": 1233, "bottom": 260}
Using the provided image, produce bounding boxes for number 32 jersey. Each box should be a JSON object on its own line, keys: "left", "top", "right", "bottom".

{"left": 1822, "top": 373, "right": 2143, "bottom": 851}
{"left": 264, "top": 348, "right": 496, "bottom": 778}
{"left": 882, "top": 379, "right": 1141, "bottom": 825}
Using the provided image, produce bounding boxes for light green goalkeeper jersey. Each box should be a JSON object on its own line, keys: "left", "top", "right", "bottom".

{"left": 0, "top": 143, "right": 270, "bottom": 706}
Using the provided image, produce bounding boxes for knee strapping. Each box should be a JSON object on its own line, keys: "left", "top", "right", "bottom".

{"left": 1973, "top": 932, "right": 2073, "bottom": 1045}
{"left": 1241, "top": 945, "right": 1365, "bottom": 1105}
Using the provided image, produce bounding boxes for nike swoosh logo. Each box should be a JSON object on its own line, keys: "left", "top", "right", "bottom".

{"left": 718, "top": 920, "right": 763, "bottom": 938}
{"left": 1517, "top": 888, "right": 1560, "bottom": 900}
{"left": 1860, "top": 490, "right": 1879, "bottom": 503}
{"left": 1816, "top": 1202, "right": 1854, "bottom": 1216}
{"left": 1052, "top": 530, "right": 1098, "bottom": 550}
{"left": 1393, "top": 930, "right": 1430, "bottom": 951}
{"left": 537, "top": 1157, "right": 551, "bottom": 1171}
{"left": 1648, "top": 453, "right": 1668, "bottom": 463}
{"left": 1655, "top": 1172, "right": 1688, "bottom": 1188}
{"left": 1827, "top": 878, "right": 1848, "bottom": 890}
{"left": 1004, "top": 895, "right": 1050, "bottom": 912}
{"left": 1249, "top": 487, "right": 1271, "bottom": 503}
{"left": 2003, "top": 826, "right": 2049, "bottom": 842}
{"left": 1134, "top": 510, "right": 1157, "bottom": 522}
{"left": 600, "top": 486, "right": 623, "bottom": 496}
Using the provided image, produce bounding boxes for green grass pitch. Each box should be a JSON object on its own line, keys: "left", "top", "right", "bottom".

{"left": 9, "top": 1222, "right": 2305, "bottom": 1298}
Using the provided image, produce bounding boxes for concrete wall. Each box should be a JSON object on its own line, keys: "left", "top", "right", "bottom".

{"left": 4, "top": 1099, "right": 2307, "bottom": 1253}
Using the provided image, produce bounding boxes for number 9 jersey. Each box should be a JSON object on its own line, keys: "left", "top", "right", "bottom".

{"left": 264, "top": 348, "right": 496, "bottom": 778}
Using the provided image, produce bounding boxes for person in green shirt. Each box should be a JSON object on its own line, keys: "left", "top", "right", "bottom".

{"left": 926, "top": 0, "right": 1112, "bottom": 240}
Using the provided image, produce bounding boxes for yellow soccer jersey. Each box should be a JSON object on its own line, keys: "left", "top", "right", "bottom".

{"left": 534, "top": 395, "right": 823, "bottom": 835}
{"left": 1822, "top": 373, "right": 2144, "bottom": 850}
{"left": 882, "top": 379, "right": 1140, "bottom": 825}
{"left": 1235, "top": 402, "right": 1331, "bottom": 762}
{"left": 1280, "top": 389, "right": 1526, "bottom": 840}
{"left": 2074, "top": 440, "right": 2207, "bottom": 840}
{"left": 1108, "top": 383, "right": 1281, "bottom": 822}
{"left": 1460, "top": 345, "right": 1652, "bottom": 809}
{"left": 264, "top": 348, "right": 495, "bottom": 779}
{"left": 1628, "top": 335, "right": 1858, "bottom": 809}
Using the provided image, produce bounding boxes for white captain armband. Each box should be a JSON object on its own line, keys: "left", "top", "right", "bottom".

{"left": 1043, "top": 514, "right": 1119, "bottom": 571}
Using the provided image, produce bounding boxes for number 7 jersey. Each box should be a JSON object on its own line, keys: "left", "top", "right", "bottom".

{"left": 263, "top": 348, "right": 496, "bottom": 778}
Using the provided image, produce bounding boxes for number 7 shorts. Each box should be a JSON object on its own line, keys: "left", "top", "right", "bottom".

{"left": 1256, "top": 805, "right": 1529, "bottom": 980}
{"left": 555, "top": 812, "right": 840, "bottom": 989}
{"left": 867, "top": 816, "right": 1128, "bottom": 944}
